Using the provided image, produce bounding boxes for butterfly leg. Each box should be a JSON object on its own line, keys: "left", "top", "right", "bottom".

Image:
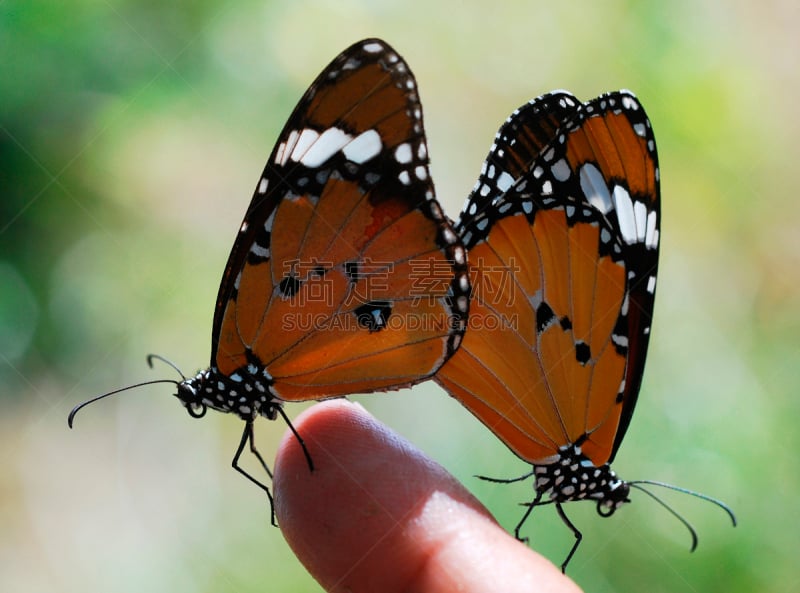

{"left": 232, "top": 421, "right": 277, "bottom": 526}
{"left": 275, "top": 405, "right": 314, "bottom": 472}
{"left": 555, "top": 501, "right": 582, "bottom": 573}
{"left": 514, "top": 489, "right": 545, "bottom": 543}
{"left": 476, "top": 468, "right": 535, "bottom": 484}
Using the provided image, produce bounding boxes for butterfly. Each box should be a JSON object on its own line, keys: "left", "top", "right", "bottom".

{"left": 69, "top": 38, "right": 470, "bottom": 516}
{"left": 435, "top": 90, "right": 735, "bottom": 570}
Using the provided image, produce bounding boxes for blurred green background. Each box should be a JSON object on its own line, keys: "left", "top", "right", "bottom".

{"left": 2, "top": 1, "right": 797, "bottom": 591}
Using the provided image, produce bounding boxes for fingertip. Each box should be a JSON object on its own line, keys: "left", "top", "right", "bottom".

{"left": 273, "top": 401, "right": 580, "bottom": 593}
{"left": 406, "top": 492, "right": 583, "bottom": 592}
{"left": 273, "top": 399, "right": 489, "bottom": 590}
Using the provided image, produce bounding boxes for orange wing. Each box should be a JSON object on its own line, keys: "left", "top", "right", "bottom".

{"left": 436, "top": 91, "right": 659, "bottom": 468}
{"left": 203, "top": 38, "right": 468, "bottom": 412}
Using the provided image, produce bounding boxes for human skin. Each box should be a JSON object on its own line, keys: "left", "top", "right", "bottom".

{"left": 273, "top": 400, "right": 582, "bottom": 593}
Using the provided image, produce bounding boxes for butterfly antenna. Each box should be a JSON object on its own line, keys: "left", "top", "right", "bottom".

{"left": 629, "top": 480, "right": 737, "bottom": 527}
{"left": 628, "top": 481, "right": 736, "bottom": 552}
{"left": 146, "top": 353, "right": 187, "bottom": 381}
{"left": 68, "top": 379, "right": 181, "bottom": 428}
{"left": 628, "top": 483, "right": 699, "bottom": 550}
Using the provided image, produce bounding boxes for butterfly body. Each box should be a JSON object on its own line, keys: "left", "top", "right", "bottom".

{"left": 531, "top": 444, "right": 629, "bottom": 512}
{"left": 175, "top": 368, "right": 278, "bottom": 421}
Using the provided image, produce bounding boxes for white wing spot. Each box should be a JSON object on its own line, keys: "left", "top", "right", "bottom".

{"left": 622, "top": 95, "right": 638, "bottom": 110}
{"left": 551, "top": 158, "right": 571, "bottom": 181}
{"left": 496, "top": 171, "right": 515, "bottom": 192}
{"left": 612, "top": 185, "right": 637, "bottom": 244}
{"left": 275, "top": 142, "right": 287, "bottom": 166}
{"left": 398, "top": 170, "right": 411, "bottom": 185}
{"left": 341, "top": 58, "right": 359, "bottom": 71}
{"left": 362, "top": 42, "right": 384, "bottom": 53}
{"left": 258, "top": 178, "right": 268, "bottom": 194}
{"left": 343, "top": 129, "right": 382, "bottom": 164}
{"left": 394, "top": 143, "right": 413, "bottom": 164}
{"left": 459, "top": 274, "right": 469, "bottom": 292}
{"left": 277, "top": 129, "right": 301, "bottom": 166}
{"left": 647, "top": 275, "right": 657, "bottom": 294}
{"left": 289, "top": 128, "right": 320, "bottom": 164}
{"left": 634, "top": 200, "right": 648, "bottom": 242}
{"left": 298, "top": 127, "right": 352, "bottom": 167}
{"left": 580, "top": 163, "right": 612, "bottom": 214}
{"left": 454, "top": 246, "right": 466, "bottom": 266}
{"left": 644, "top": 222, "right": 658, "bottom": 249}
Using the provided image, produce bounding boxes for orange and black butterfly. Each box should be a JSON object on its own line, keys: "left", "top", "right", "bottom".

{"left": 435, "top": 90, "right": 735, "bottom": 570}
{"left": 70, "top": 38, "right": 469, "bottom": 513}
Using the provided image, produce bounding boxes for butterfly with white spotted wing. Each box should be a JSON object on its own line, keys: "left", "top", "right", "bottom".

{"left": 435, "top": 90, "right": 735, "bottom": 570}
{"left": 69, "top": 38, "right": 470, "bottom": 519}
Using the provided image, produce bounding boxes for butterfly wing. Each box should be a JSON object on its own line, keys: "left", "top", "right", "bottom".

{"left": 436, "top": 91, "right": 659, "bottom": 467}
{"left": 458, "top": 90, "right": 581, "bottom": 235}
{"left": 212, "top": 39, "right": 469, "bottom": 401}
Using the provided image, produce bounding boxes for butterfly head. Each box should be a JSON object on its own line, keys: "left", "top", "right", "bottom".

{"left": 595, "top": 478, "right": 632, "bottom": 517}
{"left": 175, "top": 370, "right": 210, "bottom": 419}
